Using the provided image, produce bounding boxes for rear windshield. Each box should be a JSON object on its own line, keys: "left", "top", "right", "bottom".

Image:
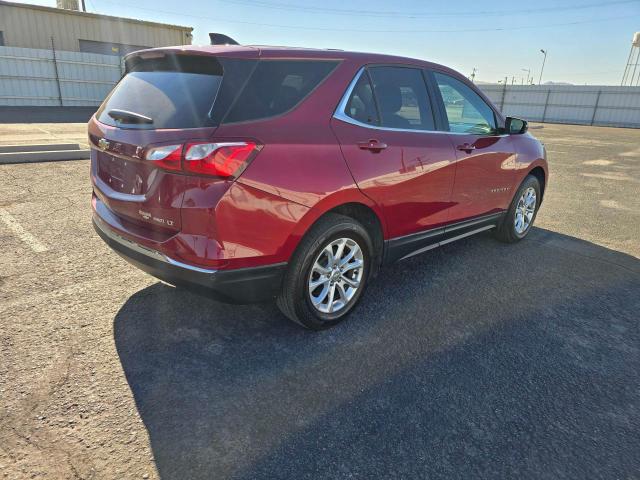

{"left": 97, "top": 56, "right": 223, "bottom": 129}
{"left": 96, "top": 56, "right": 338, "bottom": 129}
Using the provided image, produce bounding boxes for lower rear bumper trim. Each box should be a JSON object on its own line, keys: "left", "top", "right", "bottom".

{"left": 93, "top": 215, "right": 286, "bottom": 303}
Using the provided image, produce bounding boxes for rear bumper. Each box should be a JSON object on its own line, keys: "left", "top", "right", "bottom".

{"left": 93, "top": 215, "right": 286, "bottom": 304}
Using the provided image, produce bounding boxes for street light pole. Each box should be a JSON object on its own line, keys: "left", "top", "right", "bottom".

{"left": 522, "top": 68, "right": 531, "bottom": 85}
{"left": 539, "top": 49, "right": 547, "bottom": 85}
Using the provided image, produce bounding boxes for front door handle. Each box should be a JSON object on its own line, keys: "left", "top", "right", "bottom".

{"left": 456, "top": 143, "right": 476, "bottom": 153}
{"left": 357, "top": 139, "right": 388, "bottom": 152}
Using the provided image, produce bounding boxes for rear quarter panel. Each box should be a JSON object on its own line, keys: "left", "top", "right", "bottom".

{"left": 210, "top": 59, "right": 388, "bottom": 267}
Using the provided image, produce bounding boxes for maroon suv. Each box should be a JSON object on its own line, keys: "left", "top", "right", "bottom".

{"left": 91, "top": 45, "right": 548, "bottom": 329}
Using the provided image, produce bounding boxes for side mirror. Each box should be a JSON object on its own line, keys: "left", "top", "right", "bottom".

{"left": 505, "top": 116, "right": 528, "bottom": 134}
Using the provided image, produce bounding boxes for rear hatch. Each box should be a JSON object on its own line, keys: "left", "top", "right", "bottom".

{"left": 91, "top": 49, "right": 339, "bottom": 240}
{"left": 90, "top": 53, "right": 232, "bottom": 236}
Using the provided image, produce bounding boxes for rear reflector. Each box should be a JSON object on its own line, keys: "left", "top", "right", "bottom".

{"left": 144, "top": 141, "right": 260, "bottom": 178}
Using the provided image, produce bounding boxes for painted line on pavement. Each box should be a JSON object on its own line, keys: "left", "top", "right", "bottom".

{"left": 0, "top": 208, "right": 48, "bottom": 253}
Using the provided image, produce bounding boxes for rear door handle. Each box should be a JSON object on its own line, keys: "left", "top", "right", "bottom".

{"left": 456, "top": 143, "right": 476, "bottom": 153}
{"left": 357, "top": 139, "right": 388, "bottom": 152}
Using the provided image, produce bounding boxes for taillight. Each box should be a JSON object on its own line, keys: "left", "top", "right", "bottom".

{"left": 144, "top": 141, "right": 259, "bottom": 178}
{"left": 145, "top": 144, "right": 182, "bottom": 171}
{"left": 184, "top": 142, "right": 258, "bottom": 178}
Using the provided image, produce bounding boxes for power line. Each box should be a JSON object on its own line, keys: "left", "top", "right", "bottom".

{"left": 96, "top": 1, "right": 639, "bottom": 34}
{"left": 219, "top": 0, "right": 640, "bottom": 19}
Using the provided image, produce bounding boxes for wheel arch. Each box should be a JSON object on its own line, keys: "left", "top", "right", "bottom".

{"left": 528, "top": 166, "right": 546, "bottom": 202}
{"left": 326, "top": 202, "right": 385, "bottom": 275}
{"left": 282, "top": 192, "right": 386, "bottom": 276}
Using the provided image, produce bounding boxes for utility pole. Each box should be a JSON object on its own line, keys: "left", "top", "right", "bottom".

{"left": 539, "top": 49, "right": 547, "bottom": 85}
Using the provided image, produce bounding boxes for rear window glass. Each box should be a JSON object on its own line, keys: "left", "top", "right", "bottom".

{"left": 223, "top": 60, "right": 339, "bottom": 124}
{"left": 346, "top": 72, "right": 380, "bottom": 125}
{"left": 97, "top": 56, "right": 223, "bottom": 129}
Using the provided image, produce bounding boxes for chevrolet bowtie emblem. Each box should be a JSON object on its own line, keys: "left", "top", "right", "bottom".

{"left": 98, "top": 138, "right": 110, "bottom": 151}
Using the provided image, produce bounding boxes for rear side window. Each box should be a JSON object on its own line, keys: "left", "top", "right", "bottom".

{"left": 97, "top": 55, "right": 223, "bottom": 129}
{"left": 433, "top": 72, "right": 496, "bottom": 134}
{"left": 345, "top": 72, "right": 380, "bottom": 125}
{"left": 368, "top": 66, "right": 435, "bottom": 131}
{"left": 223, "top": 60, "right": 338, "bottom": 124}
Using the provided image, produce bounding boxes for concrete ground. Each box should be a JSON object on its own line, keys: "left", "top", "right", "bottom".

{"left": 0, "top": 123, "right": 638, "bottom": 479}
{"left": 0, "top": 123, "right": 88, "bottom": 148}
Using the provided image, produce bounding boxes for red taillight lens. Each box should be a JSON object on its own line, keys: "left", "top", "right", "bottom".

{"left": 145, "top": 144, "right": 182, "bottom": 171}
{"left": 184, "top": 142, "right": 258, "bottom": 178}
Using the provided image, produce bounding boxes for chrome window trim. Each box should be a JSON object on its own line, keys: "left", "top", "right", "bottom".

{"left": 333, "top": 67, "right": 509, "bottom": 137}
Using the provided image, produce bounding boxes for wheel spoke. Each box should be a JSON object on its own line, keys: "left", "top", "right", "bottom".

{"left": 309, "top": 276, "right": 329, "bottom": 290}
{"left": 326, "top": 284, "right": 336, "bottom": 313}
{"left": 312, "top": 264, "right": 330, "bottom": 276}
{"left": 334, "top": 239, "right": 347, "bottom": 265}
{"left": 342, "top": 259, "right": 363, "bottom": 273}
{"left": 339, "top": 247, "right": 357, "bottom": 267}
{"left": 311, "top": 283, "right": 330, "bottom": 307}
{"left": 322, "top": 245, "right": 335, "bottom": 267}
{"left": 335, "top": 281, "right": 348, "bottom": 302}
{"left": 515, "top": 213, "right": 523, "bottom": 232}
{"left": 341, "top": 275, "right": 360, "bottom": 288}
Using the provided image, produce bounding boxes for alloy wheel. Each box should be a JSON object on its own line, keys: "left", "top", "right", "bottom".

{"left": 514, "top": 186, "right": 537, "bottom": 234}
{"left": 308, "top": 237, "right": 364, "bottom": 314}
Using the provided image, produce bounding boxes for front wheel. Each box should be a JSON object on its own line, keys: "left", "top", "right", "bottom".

{"left": 277, "top": 213, "right": 373, "bottom": 330}
{"left": 494, "top": 175, "right": 541, "bottom": 243}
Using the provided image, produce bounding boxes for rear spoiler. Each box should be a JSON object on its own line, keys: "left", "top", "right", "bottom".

{"left": 209, "top": 33, "right": 239, "bottom": 45}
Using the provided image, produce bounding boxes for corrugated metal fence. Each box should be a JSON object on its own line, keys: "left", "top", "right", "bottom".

{"left": 479, "top": 84, "right": 640, "bottom": 128}
{"left": 2, "top": 45, "right": 640, "bottom": 128}
{"left": 0, "top": 45, "right": 122, "bottom": 107}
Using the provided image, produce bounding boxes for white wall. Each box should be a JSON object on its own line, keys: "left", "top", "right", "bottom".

{"left": 0, "top": 46, "right": 121, "bottom": 106}
{"left": 479, "top": 84, "right": 640, "bottom": 128}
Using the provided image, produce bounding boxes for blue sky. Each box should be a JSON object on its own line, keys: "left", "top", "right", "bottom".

{"left": 15, "top": 0, "right": 640, "bottom": 84}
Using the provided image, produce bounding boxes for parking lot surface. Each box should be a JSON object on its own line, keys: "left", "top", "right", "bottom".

{"left": 0, "top": 123, "right": 88, "bottom": 148}
{"left": 1, "top": 123, "right": 639, "bottom": 479}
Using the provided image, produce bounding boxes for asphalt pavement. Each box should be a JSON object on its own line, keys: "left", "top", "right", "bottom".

{"left": 0, "top": 123, "right": 638, "bottom": 479}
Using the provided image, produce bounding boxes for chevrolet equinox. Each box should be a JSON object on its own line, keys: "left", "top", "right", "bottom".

{"left": 91, "top": 45, "right": 548, "bottom": 329}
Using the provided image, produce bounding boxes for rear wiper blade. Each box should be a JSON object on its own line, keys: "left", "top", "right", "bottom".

{"left": 108, "top": 109, "right": 153, "bottom": 125}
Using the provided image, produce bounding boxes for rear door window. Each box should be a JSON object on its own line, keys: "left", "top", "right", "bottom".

{"left": 433, "top": 72, "right": 497, "bottom": 134}
{"left": 345, "top": 72, "right": 380, "bottom": 125}
{"left": 222, "top": 60, "right": 339, "bottom": 124}
{"left": 97, "top": 55, "right": 223, "bottom": 129}
{"left": 367, "top": 66, "right": 436, "bottom": 131}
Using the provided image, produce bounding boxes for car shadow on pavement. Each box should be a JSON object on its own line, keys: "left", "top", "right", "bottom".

{"left": 113, "top": 227, "right": 640, "bottom": 480}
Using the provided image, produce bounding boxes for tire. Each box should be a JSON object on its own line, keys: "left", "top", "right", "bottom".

{"left": 494, "top": 174, "right": 541, "bottom": 243}
{"left": 277, "top": 213, "right": 373, "bottom": 330}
